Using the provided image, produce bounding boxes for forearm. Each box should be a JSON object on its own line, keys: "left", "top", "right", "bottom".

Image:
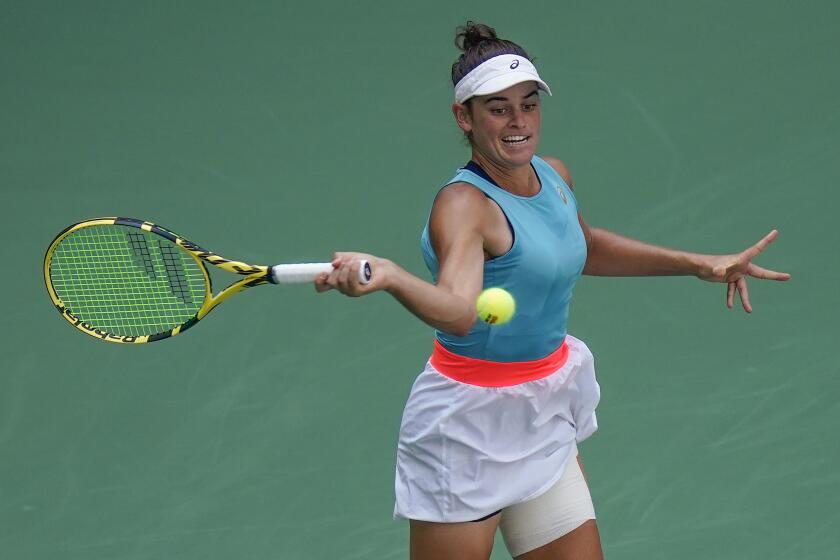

{"left": 383, "top": 260, "right": 476, "bottom": 336}
{"left": 583, "top": 228, "right": 706, "bottom": 277}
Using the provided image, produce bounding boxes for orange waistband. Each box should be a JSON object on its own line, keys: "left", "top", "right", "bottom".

{"left": 430, "top": 339, "right": 569, "bottom": 388}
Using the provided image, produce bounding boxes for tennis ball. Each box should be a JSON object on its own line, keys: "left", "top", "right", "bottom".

{"left": 476, "top": 288, "right": 516, "bottom": 326}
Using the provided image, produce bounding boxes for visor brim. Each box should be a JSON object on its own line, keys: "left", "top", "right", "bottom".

{"left": 462, "top": 73, "right": 552, "bottom": 103}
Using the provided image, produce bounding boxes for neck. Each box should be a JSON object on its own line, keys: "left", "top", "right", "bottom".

{"left": 470, "top": 152, "right": 538, "bottom": 197}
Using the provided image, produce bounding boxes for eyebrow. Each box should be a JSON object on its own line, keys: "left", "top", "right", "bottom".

{"left": 483, "top": 89, "right": 540, "bottom": 104}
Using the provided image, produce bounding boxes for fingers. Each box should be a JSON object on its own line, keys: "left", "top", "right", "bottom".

{"left": 318, "top": 254, "right": 370, "bottom": 297}
{"left": 337, "top": 258, "right": 352, "bottom": 286}
{"left": 744, "top": 229, "right": 779, "bottom": 260}
{"left": 747, "top": 263, "right": 791, "bottom": 281}
{"left": 716, "top": 230, "right": 788, "bottom": 285}
{"left": 314, "top": 272, "right": 333, "bottom": 293}
{"left": 726, "top": 278, "right": 753, "bottom": 312}
{"left": 737, "top": 276, "right": 752, "bottom": 313}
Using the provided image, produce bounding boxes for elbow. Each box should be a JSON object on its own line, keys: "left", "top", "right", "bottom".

{"left": 429, "top": 292, "right": 478, "bottom": 337}
{"left": 442, "top": 314, "right": 477, "bottom": 338}
{"left": 451, "top": 326, "right": 472, "bottom": 338}
{"left": 452, "top": 314, "right": 477, "bottom": 337}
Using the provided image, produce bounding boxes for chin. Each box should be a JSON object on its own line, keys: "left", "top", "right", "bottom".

{"left": 501, "top": 148, "right": 536, "bottom": 167}
{"left": 497, "top": 139, "right": 537, "bottom": 165}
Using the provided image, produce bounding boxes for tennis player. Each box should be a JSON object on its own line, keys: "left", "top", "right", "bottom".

{"left": 315, "top": 21, "right": 790, "bottom": 560}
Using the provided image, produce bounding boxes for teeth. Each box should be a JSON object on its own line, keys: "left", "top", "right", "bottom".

{"left": 502, "top": 135, "right": 528, "bottom": 143}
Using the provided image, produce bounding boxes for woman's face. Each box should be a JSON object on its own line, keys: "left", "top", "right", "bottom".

{"left": 453, "top": 80, "right": 542, "bottom": 169}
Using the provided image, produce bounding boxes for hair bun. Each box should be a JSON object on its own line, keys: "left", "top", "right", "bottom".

{"left": 455, "top": 21, "right": 498, "bottom": 52}
{"left": 450, "top": 21, "right": 530, "bottom": 88}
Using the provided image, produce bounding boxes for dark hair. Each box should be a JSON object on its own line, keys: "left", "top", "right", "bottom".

{"left": 451, "top": 21, "right": 531, "bottom": 87}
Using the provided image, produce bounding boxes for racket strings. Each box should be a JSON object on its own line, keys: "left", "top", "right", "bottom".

{"left": 126, "top": 232, "right": 158, "bottom": 279}
{"left": 49, "top": 225, "right": 207, "bottom": 336}
{"left": 158, "top": 242, "right": 195, "bottom": 305}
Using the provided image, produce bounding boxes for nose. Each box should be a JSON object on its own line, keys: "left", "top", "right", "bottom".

{"left": 509, "top": 107, "right": 526, "bottom": 128}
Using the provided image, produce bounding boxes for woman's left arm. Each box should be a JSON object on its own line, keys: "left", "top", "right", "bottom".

{"left": 542, "top": 157, "right": 792, "bottom": 312}
{"left": 581, "top": 226, "right": 790, "bottom": 312}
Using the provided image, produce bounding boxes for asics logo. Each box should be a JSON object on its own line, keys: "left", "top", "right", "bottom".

{"left": 557, "top": 185, "right": 568, "bottom": 204}
{"left": 510, "top": 60, "right": 520, "bottom": 69}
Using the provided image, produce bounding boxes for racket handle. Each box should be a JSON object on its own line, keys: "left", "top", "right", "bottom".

{"left": 269, "top": 260, "right": 372, "bottom": 284}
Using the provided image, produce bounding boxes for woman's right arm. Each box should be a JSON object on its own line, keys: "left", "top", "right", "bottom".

{"left": 316, "top": 183, "right": 487, "bottom": 337}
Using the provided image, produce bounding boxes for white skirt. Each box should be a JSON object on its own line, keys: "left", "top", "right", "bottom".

{"left": 393, "top": 335, "right": 600, "bottom": 523}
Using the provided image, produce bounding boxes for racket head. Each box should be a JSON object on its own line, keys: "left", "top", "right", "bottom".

{"left": 44, "top": 217, "right": 212, "bottom": 343}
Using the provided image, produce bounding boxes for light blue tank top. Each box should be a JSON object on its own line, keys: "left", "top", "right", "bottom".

{"left": 421, "top": 155, "right": 587, "bottom": 362}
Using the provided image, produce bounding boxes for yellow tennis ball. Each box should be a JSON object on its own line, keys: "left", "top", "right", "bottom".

{"left": 476, "top": 287, "right": 516, "bottom": 326}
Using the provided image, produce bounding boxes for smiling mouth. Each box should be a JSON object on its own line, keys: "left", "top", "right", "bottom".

{"left": 501, "top": 135, "right": 530, "bottom": 145}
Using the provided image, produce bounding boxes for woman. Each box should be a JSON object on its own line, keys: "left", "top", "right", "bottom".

{"left": 315, "top": 22, "right": 790, "bottom": 560}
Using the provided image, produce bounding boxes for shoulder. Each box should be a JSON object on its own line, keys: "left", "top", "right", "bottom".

{"left": 430, "top": 179, "right": 503, "bottom": 233}
{"left": 431, "top": 181, "right": 489, "bottom": 214}
{"left": 539, "top": 156, "right": 574, "bottom": 189}
{"left": 428, "top": 182, "right": 491, "bottom": 251}
{"left": 428, "top": 182, "right": 491, "bottom": 229}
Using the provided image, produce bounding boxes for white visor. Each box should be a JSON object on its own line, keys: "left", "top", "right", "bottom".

{"left": 454, "top": 54, "right": 552, "bottom": 104}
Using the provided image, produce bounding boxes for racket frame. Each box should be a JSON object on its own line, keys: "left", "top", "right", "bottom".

{"left": 44, "top": 217, "right": 272, "bottom": 344}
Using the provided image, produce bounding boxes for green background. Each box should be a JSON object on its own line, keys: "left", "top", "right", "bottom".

{"left": 2, "top": 1, "right": 837, "bottom": 558}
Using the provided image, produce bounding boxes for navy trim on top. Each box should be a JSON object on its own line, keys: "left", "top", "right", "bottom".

{"left": 464, "top": 160, "right": 494, "bottom": 184}
{"left": 463, "top": 160, "right": 542, "bottom": 191}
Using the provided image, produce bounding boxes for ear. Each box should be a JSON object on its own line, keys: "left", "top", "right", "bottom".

{"left": 451, "top": 103, "right": 473, "bottom": 134}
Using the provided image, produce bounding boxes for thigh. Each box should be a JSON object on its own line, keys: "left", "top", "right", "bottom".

{"left": 515, "top": 519, "right": 603, "bottom": 560}
{"left": 409, "top": 513, "right": 501, "bottom": 560}
{"left": 500, "top": 454, "right": 602, "bottom": 559}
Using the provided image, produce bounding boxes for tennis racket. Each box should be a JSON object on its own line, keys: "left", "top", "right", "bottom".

{"left": 44, "top": 217, "right": 371, "bottom": 344}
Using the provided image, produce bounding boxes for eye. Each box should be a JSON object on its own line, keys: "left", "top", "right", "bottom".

{"left": 490, "top": 107, "right": 508, "bottom": 115}
{"left": 523, "top": 103, "right": 538, "bottom": 112}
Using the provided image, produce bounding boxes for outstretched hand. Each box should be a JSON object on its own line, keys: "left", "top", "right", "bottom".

{"left": 698, "top": 230, "right": 791, "bottom": 312}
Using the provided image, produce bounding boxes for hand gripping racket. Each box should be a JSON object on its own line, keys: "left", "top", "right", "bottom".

{"left": 43, "top": 217, "right": 371, "bottom": 344}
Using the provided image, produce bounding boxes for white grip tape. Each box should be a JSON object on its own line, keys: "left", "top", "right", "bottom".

{"left": 269, "top": 260, "right": 371, "bottom": 284}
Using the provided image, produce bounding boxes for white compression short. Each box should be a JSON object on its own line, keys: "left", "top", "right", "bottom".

{"left": 498, "top": 447, "right": 596, "bottom": 557}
